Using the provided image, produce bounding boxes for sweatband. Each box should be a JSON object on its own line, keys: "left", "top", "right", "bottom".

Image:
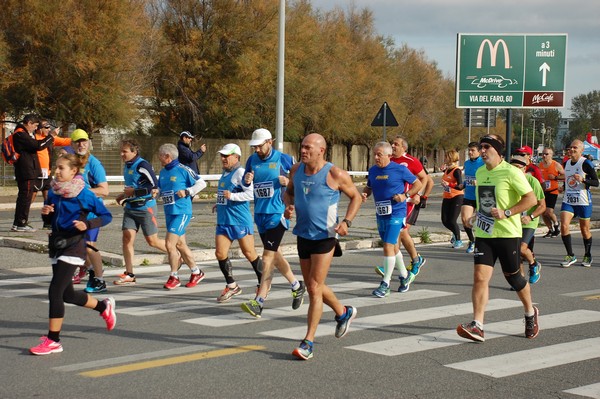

{"left": 479, "top": 136, "right": 504, "bottom": 155}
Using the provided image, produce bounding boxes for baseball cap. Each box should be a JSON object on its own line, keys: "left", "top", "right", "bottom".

{"left": 249, "top": 128, "right": 272, "bottom": 146}
{"left": 180, "top": 131, "right": 194, "bottom": 139}
{"left": 510, "top": 154, "right": 528, "bottom": 167}
{"left": 515, "top": 145, "right": 533, "bottom": 156}
{"left": 218, "top": 143, "right": 242, "bottom": 156}
{"left": 70, "top": 129, "right": 89, "bottom": 142}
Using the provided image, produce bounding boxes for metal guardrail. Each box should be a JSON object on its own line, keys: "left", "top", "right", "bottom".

{"left": 105, "top": 171, "right": 369, "bottom": 183}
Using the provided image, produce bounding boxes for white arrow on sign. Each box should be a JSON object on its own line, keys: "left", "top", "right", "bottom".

{"left": 539, "top": 62, "right": 550, "bottom": 87}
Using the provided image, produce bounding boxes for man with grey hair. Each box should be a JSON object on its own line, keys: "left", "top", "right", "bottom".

{"left": 158, "top": 143, "right": 207, "bottom": 290}
{"left": 363, "top": 142, "right": 422, "bottom": 296}
{"left": 559, "top": 139, "right": 599, "bottom": 267}
{"left": 375, "top": 136, "right": 433, "bottom": 280}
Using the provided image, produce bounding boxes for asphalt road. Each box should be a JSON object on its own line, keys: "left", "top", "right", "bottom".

{"left": 1, "top": 231, "right": 599, "bottom": 399}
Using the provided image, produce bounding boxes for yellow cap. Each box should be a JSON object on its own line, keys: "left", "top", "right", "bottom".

{"left": 70, "top": 129, "right": 89, "bottom": 142}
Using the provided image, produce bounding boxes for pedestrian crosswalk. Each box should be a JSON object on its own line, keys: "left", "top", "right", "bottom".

{"left": 6, "top": 264, "right": 600, "bottom": 397}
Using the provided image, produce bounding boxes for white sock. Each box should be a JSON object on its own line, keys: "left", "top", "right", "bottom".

{"left": 395, "top": 251, "right": 408, "bottom": 278}
{"left": 291, "top": 280, "right": 300, "bottom": 291}
{"left": 382, "top": 256, "right": 395, "bottom": 284}
{"left": 190, "top": 267, "right": 200, "bottom": 274}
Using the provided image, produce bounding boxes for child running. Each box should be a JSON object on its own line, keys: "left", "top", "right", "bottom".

{"left": 29, "top": 154, "right": 115, "bottom": 355}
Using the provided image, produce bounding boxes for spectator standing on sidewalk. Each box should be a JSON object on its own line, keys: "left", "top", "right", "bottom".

{"left": 157, "top": 143, "right": 207, "bottom": 290}
{"left": 11, "top": 114, "right": 54, "bottom": 232}
{"left": 284, "top": 133, "right": 362, "bottom": 360}
{"left": 177, "top": 131, "right": 206, "bottom": 175}
{"left": 31, "top": 120, "right": 72, "bottom": 228}
{"left": 213, "top": 143, "right": 263, "bottom": 302}
{"left": 113, "top": 139, "right": 167, "bottom": 286}
{"left": 457, "top": 134, "right": 539, "bottom": 343}
{"left": 30, "top": 154, "right": 115, "bottom": 356}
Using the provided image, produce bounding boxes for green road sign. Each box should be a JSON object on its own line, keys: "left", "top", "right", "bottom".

{"left": 456, "top": 34, "right": 567, "bottom": 108}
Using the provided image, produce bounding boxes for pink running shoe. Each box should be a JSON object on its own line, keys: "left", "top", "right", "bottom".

{"left": 30, "top": 336, "right": 63, "bottom": 356}
{"left": 101, "top": 297, "right": 117, "bottom": 331}
{"left": 185, "top": 271, "right": 205, "bottom": 288}
{"left": 72, "top": 266, "right": 88, "bottom": 284}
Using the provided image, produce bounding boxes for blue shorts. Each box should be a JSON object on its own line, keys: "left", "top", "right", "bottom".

{"left": 560, "top": 202, "right": 592, "bottom": 219}
{"left": 254, "top": 213, "right": 289, "bottom": 234}
{"left": 165, "top": 214, "right": 192, "bottom": 236}
{"left": 377, "top": 217, "right": 405, "bottom": 245}
{"left": 216, "top": 225, "right": 254, "bottom": 241}
{"left": 85, "top": 227, "right": 100, "bottom": 242}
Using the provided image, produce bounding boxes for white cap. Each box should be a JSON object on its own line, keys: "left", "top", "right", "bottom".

{"left": 180, "top": 131, "right": 194, "bottom": 139}
{"left": 249, "top": 128, "right": 272, "bottom": 146}
{"left": 217, "top": 143, "right": 242, "bottom": 157}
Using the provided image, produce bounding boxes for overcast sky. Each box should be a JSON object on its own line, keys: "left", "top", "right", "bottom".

{"left": 310, "top": 0, "right": 600, "bottom": 115}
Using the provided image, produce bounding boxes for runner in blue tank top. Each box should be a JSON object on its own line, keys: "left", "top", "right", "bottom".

{"left": 284, "top": 133, "right": 362, "bottom": 360}
{"left": 114, "top": 139, "right": 168, "bottom": 286}
{"left": 240, "top": 128, "right": 305, "bottom": 318}
{"left": 157, "top": 143, "right": 207, "bottom": 291}
{"left": 362, "top": 142, "right": 421, "bottom": 298}
{"left": 214, "top": 144, "right": 263, "bottom": 303}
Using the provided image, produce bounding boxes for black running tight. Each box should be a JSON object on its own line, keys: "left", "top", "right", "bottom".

{"left": 441, "top": 195, "right": 464, "bottom": 240}
{"left": 49, "top": 260, "right": 89, "bottom": 318}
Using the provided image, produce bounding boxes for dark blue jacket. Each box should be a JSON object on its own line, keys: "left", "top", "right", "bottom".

{"left": 177, "top": 140, "right": 204, "bottom": 174}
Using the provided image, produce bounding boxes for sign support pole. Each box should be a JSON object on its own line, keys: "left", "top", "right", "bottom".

{"left": 382, "top": 102, "right": 388, "bottom": 142}
{"left": 506, "top": 109, "right": 512, "bottom": 159}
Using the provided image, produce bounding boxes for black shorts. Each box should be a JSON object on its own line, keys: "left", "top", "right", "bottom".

{"left": 406, "top": 203, "right": 421, "bottom": 226}
{"left": 462, "top": 198, "right": 477, "bottom": 208}
{"left": 544, "top": 192, "right": 558, "bottom": 209}
{"left": 297, "top": 236, "right": 337, "bottom": 260}
{"left": 259, "top": 222, "right": 287, "bottom": 252}
{"left": 474, "top": 237, "right": 521, "bottom": 275}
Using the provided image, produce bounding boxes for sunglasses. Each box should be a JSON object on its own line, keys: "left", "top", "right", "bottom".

{"left": 543, "top": 153, "right": 550, "bottom": 155}
{"left": 42, "top": 125, "right": 51, "bottom": 129}
{"left": 479, "top": 144, "right": 492, "bottom": 150}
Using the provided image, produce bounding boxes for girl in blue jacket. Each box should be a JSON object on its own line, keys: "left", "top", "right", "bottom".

{"left": 30, "top": 154, "right": 115, "bottom": 355}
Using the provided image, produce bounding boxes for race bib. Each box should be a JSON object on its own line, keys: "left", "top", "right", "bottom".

{"left": 161, "top": 190, "right": 175, "bottom": 205}
{"left": 543, "top": 180, "right": 551, "bottom": 190}
{"left": 375, "top": 200, "right": 392, "bottom": 216}
{"left": 464, "top": 176, "right": 475, "bottom": 186}
{"left": 216, "top": 191, "right": 227, "bottom": 206}
{"left": 476, "top": 212, "right": 495, "bottom": 235}
{"left": 565, "top": 192, "right": 580, "bottom": 204}
{"left": 41, "top": 168, "right": 49, "bottom": 179}
{"left": 254, "top": 182, "right": 274, "bottom": 198}
{"left": 443, "top": 185, "right": 451, "bottom": 193}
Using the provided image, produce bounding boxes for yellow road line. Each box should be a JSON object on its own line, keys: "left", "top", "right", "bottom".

{"left": 584, "top": 295, "right": 600, "bottom": 301}
{"left": 80, "top": 345, "right": 265, "bottom": 378}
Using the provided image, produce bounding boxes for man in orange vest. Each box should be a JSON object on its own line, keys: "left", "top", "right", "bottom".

{"left": 31, "top": 120, "right": 72, "bottom": 227}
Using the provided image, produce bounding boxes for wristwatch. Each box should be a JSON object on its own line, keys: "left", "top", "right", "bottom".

{"left": 530, "top": 214, "right": 537, "bottom": 220}
{"left": 504, "top": 209, "right": 512, "bottom": 218}
{"left": 342, "top": 218, "right": 352, "bottom": 228}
